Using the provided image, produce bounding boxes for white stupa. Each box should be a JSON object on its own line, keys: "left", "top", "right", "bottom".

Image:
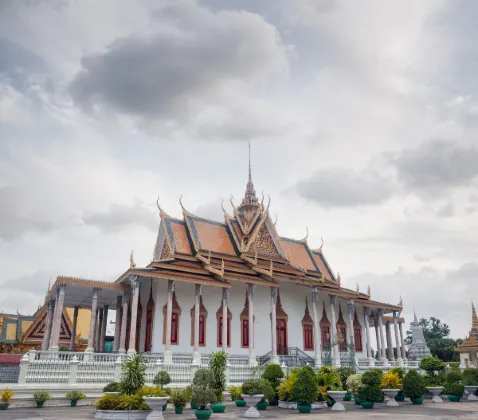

{"left": 407, "top": 310, "right": 431, "bottom": 361}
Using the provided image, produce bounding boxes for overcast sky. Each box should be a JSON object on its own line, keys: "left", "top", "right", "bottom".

{"left": 1, "top": 0, "right": 477, "bottom": 341}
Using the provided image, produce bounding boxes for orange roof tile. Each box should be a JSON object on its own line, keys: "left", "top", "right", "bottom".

{"left": 311, "top": 250, "right": 335, "bottom": 281}
{"left": 169, "top": 221, "right": 193, "bottom": 255}
{"left": 279, "top": 238, "right": 317, "bottom": 271}
{"left": 186, "top": 215, "right": 237, "bottom": 255}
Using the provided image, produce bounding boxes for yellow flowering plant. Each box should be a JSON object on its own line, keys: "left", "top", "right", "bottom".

{"left": 380, "top": 372, "right": 402, "bottom": 390}
{"left": 1, "top": 388, "right": 15, "bottom": 403}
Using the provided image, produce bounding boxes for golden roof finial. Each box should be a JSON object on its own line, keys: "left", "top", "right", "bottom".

{"left": 472, "top": 302, "right": 478, "bottom": 329}
{"left": 230, "top": 194, "right": 237, "bottom": 213}
{"left": 356, "top": 283, "right": 360, "bottom": 296}
{"left": 320, "top": 237, "right": 324, "bottom": 250}
{"left": 398, "top": 296, "right": 403, "bottom": 308}
{"left": 337, "top": 272, "right": 341, "bottom": 287}
{"left": 179, "top": 194, "right": 186, "bottom": 212}
{"left": 301, "top": 226, "right": 309, "bottom": 242}
{"left": 368, "top": 285, "right": 371, "bottom": 297}
{"left": 156, "top": 195, "right": 170, "bottom": 218}
{"left": 130, "top": 250, "right": 136, "bottom": 268}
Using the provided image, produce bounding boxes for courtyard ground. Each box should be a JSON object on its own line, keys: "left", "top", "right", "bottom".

{"left": 2, "top": 400, "right": 478, "bottom": 420}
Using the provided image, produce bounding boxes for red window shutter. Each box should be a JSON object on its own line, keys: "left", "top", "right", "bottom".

{"left": 354, "top": 328, "right": 363, "bottom": 352}
{"left": 321, "top": 326, "right": 330, "bottom": 345}
{"left": 171, "top": 312, "right": 178, "bottom": 344}
{"left": 218, "top": 316, "right": 222, "bottom": 346}
{"left": 242, "top": 319, "right": 249, "bottom": 347}
{"left": 227, "top": 317, "right": 231, "bottom": 347}
{"left": 199, "top": 315, "right": 205, "bottom": 345}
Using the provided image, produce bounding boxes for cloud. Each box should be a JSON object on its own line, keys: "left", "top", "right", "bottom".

{"left": 82, "top": 202, "right": 158, "bottom": 234}
{"left": 295, "top": 167, "right": 396, "bottom": 207}
{"left": 69, "top": 0, "right": 290, "bottom": 139}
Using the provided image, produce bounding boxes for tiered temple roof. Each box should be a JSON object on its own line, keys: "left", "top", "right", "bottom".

{"left": 116, "top": 159, "right": 402, "bottom": 313}
{"left": 457, "top": 303, "right": 478, "bottom": 353}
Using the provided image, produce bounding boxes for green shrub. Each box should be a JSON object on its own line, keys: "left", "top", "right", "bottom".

{"left": 153, "top": 370, "right": 171, "bottom": 388}
{"left": 242, "top": 380, "right": 265, "bottom": 396}
{"left": 183, "top": 385, "right": 192, "bottom": 402}
{"left": 191, "top": 369, "right": 217, "bottom": 410}
{"left": 65, "top": 391, "right": 86, "bottom": 402}
{"left": 260, "top": 380, "right": 275, "bottom": 403}
{"left": 278, "top": 368, "right": 301, "bottom": 401}
{"left": 263, "top": 364, "right": 284, "bottom": 385}
{"left": 425, "top": 372, "right": 445, "bottom": 386}
{"left": 137, "top": 386, "right": 167, "bottom": 398}
{"left": 419, "top": 356, "right": 445, "bottom": 375}
{"left": 337, "top": 367, "right": 355, "bottom": 390}
{"left": 463, "top": 368, "right": 478, "bottom": 386}
{"left": 120, "top": 355, "right": 146, "bottom": 395}
{"left": 95, "top": 394, "right": 121, "bottom": 410}
{"left": 116, "top": 393, "right": 149, "bottom": 411}
{"left": 444, "top": 382, "right": 464, "bottom": 397}
{"left": 229, "top": 385, "right": 242, "bottom": 400}
{"left": 403, "top": 370, "right": 426, "bottom": 399}
{"left": 290, "top": 366, "right": 318, "bottom": 406}
{"left": 170, "top": 389, "right": 188, "bottom": 408}
{"left": 449, "top": 362, "right": 460, "bottom": 371}
{"left": 33, "top": 391, "right": 51, "bottom": 404}
{"left": 346, "top": 373, "right": 363, "bottom": 394}
{"left": 446, "top": 371, "right": 462, "bottom": 383}
{"left": 317, "top": 366, "right": 342, "bottom": 390}
{"left": 369, "top": 368, "right": 384, "bottom": 378}
{"left": 103, "top": 382, "right": 121, "bottom": 393}
{"left": 357, "top": 371, "right": 382, "bottom": 403}
{"left": 209, "top": 351, "right": 228, "bottom": 402}
{"left": 389, "top": 367, "right": 405, "bottom": 379}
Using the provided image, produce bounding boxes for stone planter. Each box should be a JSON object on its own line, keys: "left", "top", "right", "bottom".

{"left": 410, "top": 397, "right": 423, "bottom": 405}
{"left": 104, "top": 392, "right": 120, "bottom": 395}
{"left": 361, "top": 401, "right": 374, "bottom": 409}
{"left": 241, "top": 394, "right": 263, "bottom": 418}
{"left": 297, "top": 404, "right": 311, "bottom": 413}
{"left": 211, "top": 402, "right": 226, "bottom": 413}
{"left": 448, "top": 395, "right": 461, "bottom": 402}
{"left": 143, "top": 397, "right": 169, "bottom": 420}
{"left": 327, "top": 391, "right": 346, "bottom": 411}
{"left": 194, "top": 409, "right": 212, "bottom": 420}
{"left": 94, "top": 411, "right": 150, "bottom": 420}
{"left": 465, "top": 386, "right": 478, "bottom": 401}
{"left": 382, "top": 389, "right": 400, "bottom": 407}
{"left": 235, "top": 399, "right": 246, "bottom": 407}
{"left": 0, "top": 402, "right": 9, "bottom": 410}
{"left": 427, "top": 387, "right": 444, "bottom": 403}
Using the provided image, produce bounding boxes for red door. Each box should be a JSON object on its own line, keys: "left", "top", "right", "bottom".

{"left": 277, "top": 319, "right": 288, "bottom": 355}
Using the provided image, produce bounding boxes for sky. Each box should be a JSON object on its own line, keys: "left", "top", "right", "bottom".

{"left": 1, "top": 0, "right": 478, "bottom": 342}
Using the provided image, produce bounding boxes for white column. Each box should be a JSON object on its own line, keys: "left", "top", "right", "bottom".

{"left": 100, "top": 305, "right": 109, "bottom": 352}
{"left": 248, "top": 283, "right": 257, "bottom": 366}
{"left": 329, "top": 295, "right": 340, "bottom": 368}
{"left": 399, "top": 322, "right": 406, "bottom": 360}
{"left": 364, "top": 307, "right": 374, "bottom": 365}
{"left": 393, "top": 311, "right": 402, "bottom": 363}
{"left": 127, "top": 275, "right": 140, "bottom": 355}
{"left": 42, "top": 300, "right": 54, "bottom": 351}
{"left": 48, "top": 291, "right": 60, "bottom": 350}
{"left": 271, "top": 287, "right": 279, "bottom": 365}
{"left": 385, "top": 320, "right": 394, "bottom": 361}
{"left": 50, "top": 285, "right": 66, "bottom": 351}
{"left": 113, "top": 296, "right": 122, "bottom": 352}
{"left": 311, "top": 288, "right": 321, "bottom": 367}
{"left": 222, "top": 288, "right": 229, "bottom": 352}
{"left": 96, "top": 309, "right": 103, "bottom": 352}
{"left": 347, "top": 301, "right": 355, "bottom": 348}
{"left": 119, "top": 293, "right": 129, "bottom": 353}
{"left": 86, "top": 288, "right": 100, "bottom": 352}
{"left": 374, "top": 318, "right": 381, "bottom": 359}
{"left": 69, "top": 306, "right": 79, "bottom": 351}
{"left": 192, "top": 284, "right": 202, "bottom": 364}
{"left": 164, "top": 280, "right": 175, "bottom": 364}
{"left": 378, "top": 310, "right": 388, "bottom": 366}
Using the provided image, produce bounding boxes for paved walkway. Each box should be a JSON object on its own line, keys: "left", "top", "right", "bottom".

{"left": 2, "top": 400, "right": 478, "bottom": 419}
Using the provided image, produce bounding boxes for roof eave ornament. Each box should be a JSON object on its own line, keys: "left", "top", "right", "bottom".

{"left": 230, "top": 195, "right": 238, "bottom": 214}
{"left": 398, "top": 296, "right": 403, "bottom": 308}
{"left": 337, "top": 272, "right": 341, "bottom": 287}
{"left": 221, "top": 199, "right": 231, "bottom": 218}
{"left": 368, "top": 285, "right": 372, "bottom": 298}
{"left": 130, "top": 250, "right": 136, "bottom": 269}
{"left": 156, "top": 195, "right": 171, "bottom": 219}
{"left": 301, "top": 226, "right": 309, "bottom": 242}
{"left": 356, "top": 283, "right": 360, "bottom": 297}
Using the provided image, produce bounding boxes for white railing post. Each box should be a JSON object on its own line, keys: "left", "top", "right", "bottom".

{"left": 190, "top": 362, "right": 199, "bottom": 382}
{"left": 154, "top": 359, "right": 163, "bottom": 381}
{"left": 114, "top": 355, "right": 122, "bottom": 382}
{"left": 69, "top": 355, "right": 79, "bottom": 385}
{"left": 226, "top": 362, "right": 231, "bottom": 386}
{"left": 18, "top": 352, "right": 30, "bottom": 384}
{"left": 28, "top": 349, "right": 36, "bottom": 363}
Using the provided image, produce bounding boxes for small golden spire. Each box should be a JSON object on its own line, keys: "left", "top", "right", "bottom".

{"left": 356, "top": 283, "right": 360, "bottom": 296}
{"left": 337, "top": 273, "right": 341, "bottom": 287}
{"left": 398, "top": 296, "right": 403, "bottom": 308}
{"left": 472, "top": 302, "right": 478, "bottom": 329}
{"left": 368, "top": 285, "right": 371, "bottom": 297}
{"left": 130, "top": 250, "right": 136, "bottom": 268}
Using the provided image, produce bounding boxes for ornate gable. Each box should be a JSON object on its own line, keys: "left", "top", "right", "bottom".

{"left": 247, "top": 222, "right": 281, "bottom": 257}
{"left": 22, "top": 308, "right": 72, "bottom": 343}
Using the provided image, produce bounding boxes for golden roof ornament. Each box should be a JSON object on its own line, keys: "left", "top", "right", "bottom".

{"left": 130, "top": 250, "right": 136, "bottom": 268}
{"left": 320, "top": 237, "right": 324, "bottom": 250}
{"left": 356, "top": 283, "right": 360, "bottom": 296}
{"left": 337, "top": 273, "right": 341, "bottom": 287}
{"left": 301, "top": 226, "right": 309, "bottom": 242}
{"left": 398, "top": 296, "right": 403, "bottom": 308}
{"left": 368, "top": 285, "right": 371, "bottom": 297}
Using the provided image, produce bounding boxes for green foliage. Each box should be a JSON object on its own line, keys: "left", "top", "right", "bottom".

{"left": 361, "top": 371, "right": 381, "bottom": 387}
{"left": 369, "top": 368, "right": 384, "bottom": 378}
{"left": 317, "top": 366, "right": 342, "bottom": 390}
{"left": 346, "top": 374, "right": 363, "bottom": 394}
{"left": 389, "top": 367, "right": 405, "bottom": 379}
{"left": 402, "top": 370, "right": 427, "bottom": 399}
{"left": 183, "top": 385, "right": 192, "bottom": 402}
{"left": 170, "top": 389, "right": 188, "bottom": 408}
{"left": 137, "top": 386, "right": 167, "bottom": 398}
{"left": 120, "top": 355, "right": 146, "bottom": 395}
{"left": 0, "top": 388, "right": 15, "bottom": 403}
{"left": 445, "top": 371, "right": 462, "bottom": 383}
{"left": 358, "top": 371, "right": 382, "bottom": 403}
{"left": 449, "top": 362, "right": 460, "bottom": 370}
{"left": 209, "top": 351, "right": 228, "bottom": 402}
{"left": 33, "top": 391, "right": 51, "bottom": 404}
{"left": 229, "top": 385, "right": 242, "bottom": 400}
{"left": 65, "top": 391, "right": 86, "bottom": 402}
{"left": 260, "top": 380, "right": 275, "bottom": 403}
{"left": 419, "top": 356, "right": 445, "bottom": 373}
{"left": 380, "top": 372, "right": 402, "bottom": 389}
{"left": 263, "top": 364, "right": 284, "bottom": 384}
{"left": 116, "top": 393, "right": 149, "bottom": 411}
{"left": 153, "top": 370, "right": 171, "bottom": 388}
{"left": 95, "top": 394, "right": 121, "bottom": 410}
{"left": 278, "top": 368, "right": 301, "bottom": 401}
{"left": 444, "top": 382, "right": 464, "bottom": 397}
{"left": 191, "top": 369, "right": 217, "bottom": 410}
{"left": 290, "top": 366, "right": 318, "bottom": 405}
{"left": 463, "top": 368, "right": 478, "bottom": 386}
{"left": 103, "top": 382, "right": 121, "bottom": 393}
{"left": 242, "top": 380, "right": 265, "bottom": 396}
{"left": 336, "top": 367, "right": 355, "bottom": 390}
{"left": 424, "top": 372, "right": 446, "bottom": 386}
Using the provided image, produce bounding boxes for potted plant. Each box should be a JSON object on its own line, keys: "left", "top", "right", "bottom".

{"left": 278, "top": 368, "right": 300, "bottom": 406}
{"left": 241, "top": 380, "right": 265, "bottom": 417}
{"left": 262, "top": 363, "right": 284, "bottom": 406}
{"left": 357, "top": 370, "right": 382, "bottom": 409}
{"left": 327, "top": 385, "right": 347, "bottom": 411}
{"left": 444, "top": 371, "right": 464, "bottom": 402}
{"left": 170, "top": 389, "right": 187, "bottom": 414}
{"left": 191, "top": 369, "right": 217, "bottom": 420}
{"left": 380, "top": 371, "right": 402, "bottom": 407}
{"left": 33, "top": 390, "right": 51, "bottom": 408}
{"left": 120, "top": 355, "right": 146, "bottom": 395}
{"left": 256, "top": 380, "right": 274, "bottom": 410}
{"left": 337, "top": 367, "right": 355, "bottom": 401}
{"left": 317, "top": 366, "right": 342, "bottom": 407}
{"left": 0, "top": 388, "right": 14, "bottom": 410}
{"left": 389, "top": 368, "right": 405, "bottom": 402}
{"left": 230, "top": 385, "right": 245, "bottom": 407}
{"left": 463, "top": 368, "right": 478, "bottom": 400}
{"left": 141, "top": 386, "right": 169, "bottom": 418}
{"left": 153, "top": 370, "right": 172, "bottom": 411}
{"left": 346, "top": 373, "right": 363, "bottom": 405}
{"left": 289, "top": 365, "right": 318, "bottom": 414}
{"left": 209, "top": 350, "right": 228, "bottom": 413}
{"left": 403, "top": 370, "right": 427, "bottom": 405}
{"left": 65, "top": 390, "right": 86, "bottom": 407}
{"left": 103, "top": 382, "right": 121, "bottom": 394}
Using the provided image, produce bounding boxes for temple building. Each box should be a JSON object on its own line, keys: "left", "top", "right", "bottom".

{"left": 407, "top": 310, "right": 431, "bottom": 361}
{"left": 456, "top": 303, "right": 478, "bottom": 368}
{"left": 16, "top": 155, "right": 412, "bottom": 370}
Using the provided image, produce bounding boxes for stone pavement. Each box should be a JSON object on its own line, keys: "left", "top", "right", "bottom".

{"left": 2, "top": 400, "right": 478, "bottom": 420}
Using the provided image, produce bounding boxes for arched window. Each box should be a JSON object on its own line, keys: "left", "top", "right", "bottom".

{"left": 353, "top": 312, "right": 363, "bottom": 352}
{"left": 190, "top": 296, "right": 207, "bottom": 347}
{"left": 162, "top": 292, "right": 181, "bottom": 345}
{"left": 145, "top": 281, "right": 155, "bottom": 352}
{"left": 135, "top": 298, "right": 143, "bottom": 353}
{"left": 336, "top": 306, "right": 348, "bottom": 351}
{"left": 125, "top": 300, "right": 131, "bottom": 351}
{"left": 216, "top": 301, "right": 232, "bottom": 347}
{"left": 319, "top": 307, "right": 330, "bottom": 345}
{"left": 240, "top": 290, "right": 254, "bottom": 348}
{"left": 301, "top": 299, "right": 314, "bottom": 351}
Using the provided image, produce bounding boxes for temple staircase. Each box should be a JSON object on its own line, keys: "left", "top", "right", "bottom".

{"left": 258, "top": 347, "right": 314, "bottom": 367}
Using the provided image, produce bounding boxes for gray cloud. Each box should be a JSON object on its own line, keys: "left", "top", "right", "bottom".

{"left": 82, "top": 202, "right": 158, "bottom": 234}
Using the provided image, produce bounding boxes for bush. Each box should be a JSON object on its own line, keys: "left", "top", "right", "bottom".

{"left": 95, "top": 394, "right": 121, "bottom": 410}
{"left": 419, "top": 356, "right": 445, "bottom": 375}
{"left": 65, "top": 391, "right": 86, "bottom": 402}
{"left": 403, "top": 370, "right": 427, "bottom": 399}
{"left": 242, "top": 380, "right": 265, "bottom": 396}
{"left": 463, "top": 368, "right": 478, "bottom": 386}
{"left": 33, "top": 390, "right": 52, "bottom": 404}
{"left": 380, "top": 372, "right": 402, "bottom": 389}
{"left": 153, "top": 370, "right": 172, "bottom": 389}
{"left": 358, "top": 371, "right": 382, "bottom": 403}
{"left": 317, "top": 366, "right": 342, "bottom": 390}
{"left": 290, "top": 366, "right": 318, "bottom": 406}
{"left": 346, "top": 373, "right": 363, "bottom": 394}
{"left": 0, "top": 388, "right": 15, "bottom": 403}
{"left": 170, "top": 389, "right": 188, "bottom": 408}
{"left": 446, "top": 371, "right": 462, "bottom": 383}
{"left": 389, "top": 367, "right": 405, "bottom": 379}
{"left": 337, "top": 367, "right": 355, "bottom": 391}
{"left": 278, "top": 368, "right": 301, "bottom": 401}
{"left": 116, "top": 393, "right": 149, "bottom": 411}
{"left": 425, "top": 372, "right": 446, "bottom": 386}
{"left": 120, "top": 355, "right": 146, "bottom": 395}
{"left": 103, "top": 382, "right": 121, "bottom": 393}
{"left": 263, "top": 363, "right": 283, "bottom": 405}
{"left": 229, "top": 385, "right": 242, "bottom": 400}
{"left": 209, "top": 350, "right": 228, "bottom": 402}
{"left": 444, "top": 382, "right": 464, "bottom": 397}
{"left": 191, "top": 369, "right": 217, "bottom": 410}
{"left": 449, "top": 362, "right": 460, "bottom": 371}
{"left": 137, "top": 386, "right": 167, "bottom": 398}
{"left": 183, "top": 385, "right": 192, "bottom": 402}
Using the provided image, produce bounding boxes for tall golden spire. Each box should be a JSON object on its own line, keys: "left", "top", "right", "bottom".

{"left": 472, "top": 302, "right": 478, "bottom": 329}
{"left": 241, "top": 141, "right": 259, "bottom": 207}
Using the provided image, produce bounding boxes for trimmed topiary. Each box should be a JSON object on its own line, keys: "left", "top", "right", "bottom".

{"left": 403, "top": 370, "right": 427, "bottom": 400}
{"left": 357, "top": 370, "right": 383, "bottom": 406}
{"left": 290, "top": 366, "right": 318, "bottom": 407}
